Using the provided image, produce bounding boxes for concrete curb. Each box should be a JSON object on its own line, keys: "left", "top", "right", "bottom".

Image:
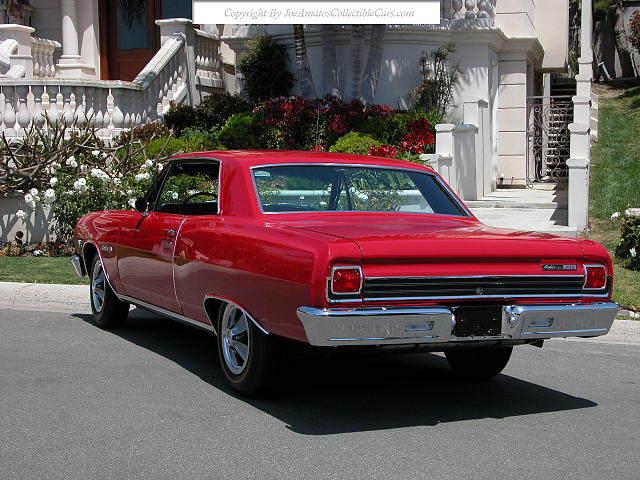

{"left": 0, "top": 281, "right": 638, "bottom": 344}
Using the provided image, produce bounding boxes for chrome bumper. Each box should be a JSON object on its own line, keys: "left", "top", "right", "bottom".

{"left": 70, "top": 255, "right": 86, "bottom": 277}
{"left": 296, "top": 302, "right": 620, "bottom": 347}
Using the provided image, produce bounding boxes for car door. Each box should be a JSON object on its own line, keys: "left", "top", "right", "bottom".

{"left": 117, "top": 161, "right": 219, "bottom": 313}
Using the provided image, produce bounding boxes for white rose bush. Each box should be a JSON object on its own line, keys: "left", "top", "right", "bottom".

{"left": 612, "top": 210, "right": 640, "bottom": 270}
{"left": 2, "top": 121, "right": 180, "bottom": 244}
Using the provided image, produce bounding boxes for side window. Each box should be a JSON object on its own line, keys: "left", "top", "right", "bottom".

{"left": 154, "top": 162, "right": 219, "bottom": 215}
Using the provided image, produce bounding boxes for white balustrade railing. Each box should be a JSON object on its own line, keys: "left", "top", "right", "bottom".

{"left": 194, "top": 29, "right": 223, "bottom": 88}
{"left": 0, "top": 32, "right": 188, "bottom": 139}
{"left": 441, "top": 0, "right": 496, "bottom": 25}
{"left": 31, "top": 37, "right": 60, "bottom": 78}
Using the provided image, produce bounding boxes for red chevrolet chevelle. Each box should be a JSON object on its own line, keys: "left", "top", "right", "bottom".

{"left": 72, "top": 151, "right": 619, "bottom": 395}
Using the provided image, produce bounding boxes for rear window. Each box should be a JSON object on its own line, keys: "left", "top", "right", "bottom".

{"left": 252, "top": 165, "right": 468, "bottom": 216}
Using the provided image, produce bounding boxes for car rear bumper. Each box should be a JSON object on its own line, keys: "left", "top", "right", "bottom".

{"left": 296, "top": 302, "right": 620, "bottom": 347}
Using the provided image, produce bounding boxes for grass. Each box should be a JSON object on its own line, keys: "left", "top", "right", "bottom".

{"left": 588, "top": 84, "right": 640, "bottom": 312}
{"left": 0, "top": 257, "right": 88, "bottom": 285}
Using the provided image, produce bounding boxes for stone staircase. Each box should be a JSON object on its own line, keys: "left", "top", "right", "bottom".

{"left": 467, "top": 184, "right": 577, "bottom": 237}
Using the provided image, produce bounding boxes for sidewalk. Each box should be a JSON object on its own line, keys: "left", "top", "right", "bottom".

{"left": 1, "top": 281, "right": 638, "bottom": 344}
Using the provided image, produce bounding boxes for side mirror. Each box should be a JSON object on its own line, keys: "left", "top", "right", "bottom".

{"left": 134, "top": 197, "right": 148, "bottom": 214}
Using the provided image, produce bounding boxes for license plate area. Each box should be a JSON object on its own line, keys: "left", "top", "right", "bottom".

{"left": 453, "top": 306, "right": 503, "bottom": 337}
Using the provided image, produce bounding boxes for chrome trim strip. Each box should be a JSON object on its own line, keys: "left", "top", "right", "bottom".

{"left": 117, "top": 293, "right": 215, "bottom": 333}
{"left": 360, "top": 294, "right": 610, "bottom": 302}
{"left": 203, "top": 294, "right": 270, "bottom": 335}
{"left": 365, "top": 274, "right": 585, "bottom": 280}
{"left": 521, "top": 328, "right": 609, "bottom": 335}
{"left": 249, "top": 163, "right": 471, "bottom": 217}
{"left": 327, "top": 335, "right": 440, "bottom": 342}
{"left": 298, "top": 306, "right": 452, "bottom": 317}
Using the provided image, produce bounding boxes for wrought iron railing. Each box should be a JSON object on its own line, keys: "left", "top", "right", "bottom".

{"left": 526, "top": 96, "right": 574, "bottom": 184}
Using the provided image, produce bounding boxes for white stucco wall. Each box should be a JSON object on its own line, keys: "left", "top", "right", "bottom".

{"left": 494, "top": 0, "right": 536, "bottom": 37}
{"left": 29, "top": 0, "right": 61, "bottom": 61}
{"left": 497, "top": 51, "right": 528, "bottom": 182}
{"left": 535, "top": 0, "right": 569, "bottom": 71}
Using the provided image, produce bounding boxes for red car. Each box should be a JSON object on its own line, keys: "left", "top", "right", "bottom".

{"left": 71, "top": 151, "right": 619, "bottom": 395}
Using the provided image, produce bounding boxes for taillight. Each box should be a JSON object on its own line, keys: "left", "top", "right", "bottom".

{"left": 331, "top": 266, "right": 362, "bottom": 295}
{"left": 584, "top": 265, "right": 607, "bottom": 289}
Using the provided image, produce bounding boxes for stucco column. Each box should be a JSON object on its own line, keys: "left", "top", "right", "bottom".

{"left": 61, "top": 0, "right": 79, "bottom": 57}
{"left": 57, "top": 0, "right": 85, "bottom": 77}
{"left": 579, "top": 0, "right": 593, "bottom": 72}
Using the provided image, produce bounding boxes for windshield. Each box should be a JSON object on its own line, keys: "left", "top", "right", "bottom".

{"left": 252, "top": 165, "right": 468, "bottom": 216}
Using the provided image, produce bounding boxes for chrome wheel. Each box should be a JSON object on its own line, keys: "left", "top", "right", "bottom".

{"left": 91, "top": 259, "right": 106, "bottom": 313}
{"left": 220, "top": 304, "right": 251, "bottom": 375}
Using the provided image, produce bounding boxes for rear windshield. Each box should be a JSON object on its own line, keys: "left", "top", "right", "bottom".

{"left": 252, "top": 165, "right": 468, "bottom": 216}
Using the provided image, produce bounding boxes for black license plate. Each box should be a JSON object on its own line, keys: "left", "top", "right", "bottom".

{"left": 453, "top": 306, "right": 503, "bottom": 337}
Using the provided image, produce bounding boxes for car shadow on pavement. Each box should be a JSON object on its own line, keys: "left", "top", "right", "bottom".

{"left": 75, "top": 309, "right": 598, "bottom": 436}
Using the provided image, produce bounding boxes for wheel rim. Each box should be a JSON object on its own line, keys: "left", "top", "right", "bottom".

{"left": 220, "top": 305, "right": 250, "bottom": 375}
{"left": 91, "top": 259, "right": 106, "bottom": 313}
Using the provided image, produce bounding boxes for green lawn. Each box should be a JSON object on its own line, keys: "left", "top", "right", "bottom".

{"left": 0, "top": 257, "right": 88, "bottom": 285}
{"left": 588, "top": 85, "right": 640, "bottom": 311}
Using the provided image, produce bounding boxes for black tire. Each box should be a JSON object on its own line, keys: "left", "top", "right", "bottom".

{"left": 216, "top": 302, "right": 279, "bottom": 397}
{"left": 445, "top": 346, "right": 513, "bottom": 380}
{"left": 89, "top": 254, "right": 129, "bottom": 329}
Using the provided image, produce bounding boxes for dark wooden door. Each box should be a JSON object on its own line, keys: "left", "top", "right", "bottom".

{"left": 99, "top": 0, "right": 194, "bottom": 81}
{"left": 100, "top": 0, "right": 157, "bottom": 81}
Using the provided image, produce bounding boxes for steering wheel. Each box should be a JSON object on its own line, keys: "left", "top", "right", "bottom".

{"left": 180, "top": 192, "right": 217, "bottom": 214}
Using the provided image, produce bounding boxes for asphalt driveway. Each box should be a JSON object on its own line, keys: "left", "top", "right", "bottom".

{"left": 0, "top": 308, "right": 638, "bottom": 479}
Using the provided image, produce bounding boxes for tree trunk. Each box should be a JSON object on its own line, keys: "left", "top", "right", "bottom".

{"left": 322, "top": 25, "right": 341, "bottom": 99}
{"left": 293, "top": 24, "right": 317, "bottom": 99}
{"left": 345, "top": 25, "right": 365, "bottom": 101}
{"left": 361, "top": 25, "right": 386, "bottom": 104}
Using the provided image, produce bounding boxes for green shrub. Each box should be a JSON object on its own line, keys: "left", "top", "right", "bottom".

{"left": 236, "top": 34, "right": 294, "bottom": 103}
{"left": 114, "top": 122, "right": 173, "bottom": 146}
{"left": 163, "top": 102, "right": 197, "bottom": 135}
{"left": 215, "top": 113, "right": 260, "bottom": 149}
{"left": 196, "top": 92, "right": 251, "bottom": 129}
{"left": 329, "top": 132, "right": 381, "bottom": 155}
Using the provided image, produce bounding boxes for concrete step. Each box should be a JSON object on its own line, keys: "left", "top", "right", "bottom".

{"left": 470, "top": 207, "right": 578, "bottom": 237}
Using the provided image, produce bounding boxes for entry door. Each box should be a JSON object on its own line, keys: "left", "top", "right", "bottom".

{"left": 102, "top": 0, "right": 157, "bottom": 81}
{"left": 100, "top": 0, "right": 193, "bottom": 81}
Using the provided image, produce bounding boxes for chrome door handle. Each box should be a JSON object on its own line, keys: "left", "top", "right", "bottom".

{"left": 164, "top": 229, "right": 177, "bottom": 237}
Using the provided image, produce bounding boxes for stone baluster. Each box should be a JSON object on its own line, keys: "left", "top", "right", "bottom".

{"left": 109, "top": 88, "right": 125, "bottom": 133}
{"left": 31, "top": 40, "right": 42, "bottom": 77}
{"left": 465, "top": 0, "right": 477, "bottom": 18}
{"left": 477, "top": 0, "right": 496, "bottom": 20}
{"left": 61, "top": 86, "right": 75, "bottom": 125}
{"left": 84, "top": 86, "right": 95, "bottom": 125}
{"left": 122, "top": 89, "right": 133, "bottom": 128}
{"left": 131, "top": 90, "right": 142, "bottom": 126}
{"left": 45, "top": 85, "right": 60, "bottom": 124}
{"left": 74, "top": 86, "right": 86, "bottom": 126}
{"left": 452, "top": 0, "right": 464, "bottom": 19}
{"left": 31, "top": 85, "right": 45, "bottom": 128}
{"left": 15, "top": 85, "right": 31, "bottom": 135}
{"left": 49, "top": 41, "right": 60, "bottom": 77}
{"left": 3, "top": 87, "right": 17, "bottom": 137}
{"left": 170, "top": 55, "right": 180, "bottom": 100}
{"left": 95, "top": 88, "right": 108, "bottom": 130}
